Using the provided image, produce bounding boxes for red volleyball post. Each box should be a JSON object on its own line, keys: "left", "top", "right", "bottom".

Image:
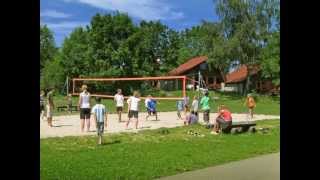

{"left": 182, "top": 76, "right": 186, "bottom": 97}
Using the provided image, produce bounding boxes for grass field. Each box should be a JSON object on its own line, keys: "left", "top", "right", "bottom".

{"left": 40, "top": 119, "right": 280, "bottom": 180}
{"left": 50, "top": 91, "right": 279, "bottom": 116}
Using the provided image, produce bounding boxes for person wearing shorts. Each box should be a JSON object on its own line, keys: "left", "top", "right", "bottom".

{"left": 78, "top": 85, "right": 91, "bottom": 132}
{"left": 191, "top": 95, "right": 199, "bottom": 117}
{"left": 66, "top": 93, "right": 73, "bottom": 114}
{"left": 211, "top": 105, "right": 232, "bottom": 135}
{"left": 114, "top": 89, "right": 124, "bottom": 122}
{"left": 46, "top": 88, "right": 55, "bottom": 127}
{"left": 176, "top": 100, "right": 184, "bottom": 120}
{"left": 200, "top": 92, "right": 211, "bottom": 124}
{"left": 91, "top": 97, "right": 107, "bottom": 145}
{"left": 146, "top": 96, "right": 158, "bottom": 121}
{"left": 126, "top": 91, "right": 141, "bottom": 129}
{"left": 40, "top": 90, "right": 46, "bottom": 120}
{"left": 245, "top": 94, "right": 256, "bottom": 119}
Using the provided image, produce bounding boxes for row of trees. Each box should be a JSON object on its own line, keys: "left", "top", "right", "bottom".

{"left": 40, "top": 0, "right": 279, "bottom": 94}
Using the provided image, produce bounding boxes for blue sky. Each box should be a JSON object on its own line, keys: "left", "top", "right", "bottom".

{"left": 40, "top": 0, "right": 219, "bottom": 47}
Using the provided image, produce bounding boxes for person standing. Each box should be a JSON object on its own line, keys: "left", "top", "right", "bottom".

{"left": 46, "top": 88, "right": 55, "bottom": 127}
{"left": 200, "top": 92, "right": 211, "bottom": 124}
{"left": 245, "top": 94, "right": 256, "bottom": 119}
{"left": 126, "top": 91, "right": 141, "bottom": 129}
{"left": 78, "top": 85, "right": 91, "bottom": 132}
{"left": 191, "top": 95, "right": 199, "bottom": 117}
{"left": 40, "top": 90, "right": 46, "bottom": 120}
{"left": 176, "top": 100, "right": 184, "bottom": 120}
{"left": 66, "top": 93, "right": 73, "bottom": 114}
{"left": 146, "top": 96, "right": 158, "bottom": 121}
{"left": 114, "top": 89, "right": 124, "bottom": 122}
{"left": 91, "top": 97, "right": 108, "bottom": 145}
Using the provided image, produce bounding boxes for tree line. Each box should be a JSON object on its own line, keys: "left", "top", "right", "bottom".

{"left": 40, "top": 0, "right": 279, "bottom": 94}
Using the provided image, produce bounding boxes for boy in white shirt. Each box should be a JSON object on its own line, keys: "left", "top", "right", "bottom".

{"left": 126, "top": 91, "right": 141, "bottom": 129}
{"left": 114, "top": 89, "right": 124, "bottom": 122}
{"left": 91, "top": 97, "right": 108, "bottom": 145}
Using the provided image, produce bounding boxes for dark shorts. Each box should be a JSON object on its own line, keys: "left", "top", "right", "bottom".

{"left": 216, "top": 117, "right": 232, "bottom": 129}
{"left": 203, "top": 110, "right": 210, "bottom": 122}
{"left": 128, "top": 110, "right": 138, "bottom": 118}
{"left": 96, "top": 122, "right": 104, "bottom": 136}
{"left": 40, "top": 104, "right": 44, "bottom": 112}
{"left": 80, "top": 108, "right": 91, "bottom": 119}
{"left": 147, "top": 109, "right": 156, "bottom": 115}
{"left": 116, "top": 106, "right": 123, "bottom": 112}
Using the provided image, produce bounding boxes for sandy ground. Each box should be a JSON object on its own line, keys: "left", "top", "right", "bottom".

{"left": 40, "top": 112, "right": 279, "bottom": 139}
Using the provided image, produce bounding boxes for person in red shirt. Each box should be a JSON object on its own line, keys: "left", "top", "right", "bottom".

{"left": 211, "top": 105, "right": 232, "bottom": 135}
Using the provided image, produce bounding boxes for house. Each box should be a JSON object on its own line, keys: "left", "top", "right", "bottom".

{"left": 225, "top": 65, "right": 278, "bottom": 94}
{"left": 168, "top": 56, "right": 224, "bottom": 90}
{"left": 167, "top": 56, "right": 278, "bottom": 94}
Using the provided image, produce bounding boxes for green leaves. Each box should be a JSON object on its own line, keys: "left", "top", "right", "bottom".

{"left": 40, "top": 25, "right": 57, "bottom": 75}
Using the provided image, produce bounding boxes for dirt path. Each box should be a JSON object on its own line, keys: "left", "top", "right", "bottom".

{"left": 157, "top": 153, "right": 280, "bottom": 180}
{"left": 40, "top": 112, "right": 279, "bottom": 139}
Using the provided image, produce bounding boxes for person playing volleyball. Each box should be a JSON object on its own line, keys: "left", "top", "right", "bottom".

{"left": 78, "top": 85, "right": 91, "bottom": 132}
{"left": 126, "top": 91, "right": 141, "bottom": 129}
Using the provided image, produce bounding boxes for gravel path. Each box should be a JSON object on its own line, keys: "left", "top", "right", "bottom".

{"left": 40, "top": 112, "right": 279, "bottom": 139}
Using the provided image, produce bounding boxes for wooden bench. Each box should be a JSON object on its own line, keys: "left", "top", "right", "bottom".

{"left": 222, "top": 121, "right": 256, "bottom": 134}
{"left": 57, "top": 105, "right": 78, "bottom": 112}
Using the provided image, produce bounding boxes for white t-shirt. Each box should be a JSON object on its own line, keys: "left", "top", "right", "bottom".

{"left": 80, "top": 92, "right": 90, "bottom": 108}
{"left": 91, "top": 104, "right": 106, "bottom": 123}
{"left": 191, "top": 100, "right": 199, "bottom": 112}
{"left": 145, "top": 98, "right": 151, "bottom": 108}
{"left": 127, "top": 96, "right": 140, "bottom": 111}
{"left": 114, "top": 94, "right": 124, "bottom": 107}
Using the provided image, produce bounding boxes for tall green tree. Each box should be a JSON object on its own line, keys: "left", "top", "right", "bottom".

{"left": 60, "top": 27, "right": 90, "bottom": 78}
{"left": 40, "top": 25, "right": 57, "bottom": 74}
{"left": 215, "top": 0, "right": 279, "bottom": 94}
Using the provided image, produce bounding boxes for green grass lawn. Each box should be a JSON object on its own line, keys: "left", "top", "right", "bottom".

{"left": 40, "top": 119, "right": 280, "bottom": 180}
{"left": 51, "top": 91, "right": 279, "bottom": 116}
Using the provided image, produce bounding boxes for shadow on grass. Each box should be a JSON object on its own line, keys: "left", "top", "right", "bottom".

{"left": 101, "top": 140, "right": 121, "bottom": 146}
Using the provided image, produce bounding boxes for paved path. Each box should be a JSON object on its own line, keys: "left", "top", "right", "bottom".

{"left": 158, "top": 153, "right": 280, "bottom": 180}
{"left": 40, "top": 112, "right": 279, "bottom": 138}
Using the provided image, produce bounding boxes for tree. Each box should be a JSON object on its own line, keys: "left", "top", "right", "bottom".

{"left": 60, "top": 27, "right": 91, "bottom": 78}
{"left": 40, "top": 25, "right": 57, "bottom": 74}
{"left": 260, "top": 31, "right": 279, "bottom": 86}
{"left": 40, "top": 53, "right": 65, "bottom": 92}
{"left": 215, "top": 0, "right": 279, "bottom": 95}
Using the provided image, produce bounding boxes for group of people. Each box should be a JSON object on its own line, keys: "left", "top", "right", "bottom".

{"left": 40, "top": 85, "right": 256, "bottom": 143}
{"left": 176, "top": 91, "right": 256, "bottom": 135}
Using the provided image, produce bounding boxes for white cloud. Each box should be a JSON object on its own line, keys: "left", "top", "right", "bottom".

{"left": 41, "top": 10, "right": 72, "bottom": 18}
{"left": 43, "top": 21, "right": 88, "bottom": 31}
{"left": 63, "top": 0, "right": 185, "bottom": 20}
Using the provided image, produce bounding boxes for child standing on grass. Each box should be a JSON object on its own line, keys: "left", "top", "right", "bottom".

{"left": 46, "top": 88, "right": 55, "bottom": 127}
{"left": 40, "top": 90, "right": 46, "bottom": 120}
{"left": 191, "top": 95, "right": 199, "bottom": 117}
{"left": 245, "top": 94, "right": 256, "bottom": 119}
{"left": 126, "top": 91, "right": 141, "bottom": 129}
{"left": 91, "top": 97, "right": 108, "bottom": 145}
{"left": 176, "top": 100, "right": 184, "bottom": 120}
{"left": 114, "top": 89, "right": 124, "bottom": 122}
{"left": 200, "top": 92, "right": 211, "bottom": 124}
